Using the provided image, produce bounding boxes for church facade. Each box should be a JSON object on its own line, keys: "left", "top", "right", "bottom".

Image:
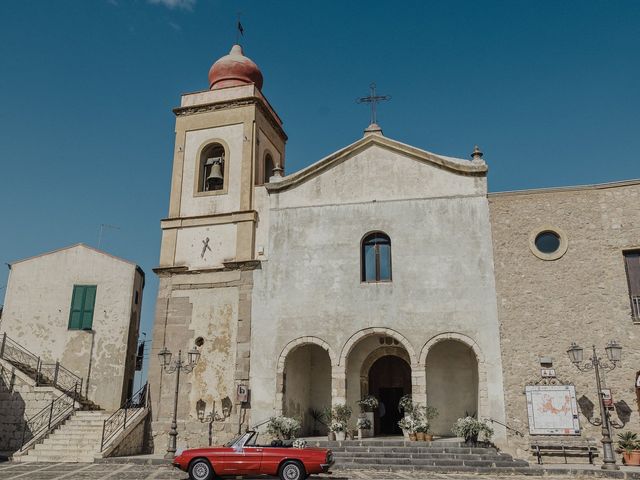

{"left": 149, "top": 44, "right": 640, "bottom": 457}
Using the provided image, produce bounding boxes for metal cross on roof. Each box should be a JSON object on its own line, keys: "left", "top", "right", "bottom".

{"left": 356, "top": 83, "right": 391, "bottom": 126}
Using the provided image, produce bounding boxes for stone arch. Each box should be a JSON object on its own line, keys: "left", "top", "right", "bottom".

{"left": 420, "top": 332, "right": 488, "bottom": 435}
{"left": 359, "top": 345, "right": 409, "bottom": 396}
{"left": 338, "top": 327, "right": 418, "bottom": 366}
{"left": 419, "top": 332, "right": 484, "bottom": 365}
{"left": 275, "top": 336, "right": 336, "bottom": 418}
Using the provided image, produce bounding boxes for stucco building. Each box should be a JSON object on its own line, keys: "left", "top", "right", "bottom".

{"left": 0, "top": 244, "right": 145, "bottom": 411}
{"left": 149, "top": 44, "right": 640, "bottom": 456}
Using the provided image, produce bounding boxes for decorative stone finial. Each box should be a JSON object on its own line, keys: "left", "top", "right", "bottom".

{"left": 471, "top": 145, "right": 484, "bottom": 162}
{"left": 364, "top": 123, "right": 383, "bottom": 136}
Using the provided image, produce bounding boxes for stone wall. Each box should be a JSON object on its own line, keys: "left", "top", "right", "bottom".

{"left": 0, "top": 360, "right": 61, "bottom": 453}
{"left": 108, "top": 412, "right": 152, "bottom": 457}
{"left": 489, "top": 180, "right": 640, "bottom": 458}
{"left": 149, "top": 268, "right": 254, "bottom": 452}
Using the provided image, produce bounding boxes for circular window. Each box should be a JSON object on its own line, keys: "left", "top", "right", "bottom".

{"left": 529, "top": 226, "right": 568, "bottom": 261}
{"left": 535, "top": 231, "right": 560, "bottom": 253}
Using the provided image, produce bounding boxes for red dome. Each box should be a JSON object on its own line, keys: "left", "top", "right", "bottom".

{"left": 208, "top": 44, "right": 264, "bottom": 91}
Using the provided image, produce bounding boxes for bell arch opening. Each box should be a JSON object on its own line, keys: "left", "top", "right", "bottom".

{"left": 282, "top": 344, "right": 331, "bottom": 436}
{"left": 426, "top": 339, "right": 479, "bottom": 436}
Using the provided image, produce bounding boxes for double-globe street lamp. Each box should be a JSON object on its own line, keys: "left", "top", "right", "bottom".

{"left": 567, "top": 340, "right": 622, "bottom": 470}
{"left": 158, "top": 345, "right": 201, "bottom": 459}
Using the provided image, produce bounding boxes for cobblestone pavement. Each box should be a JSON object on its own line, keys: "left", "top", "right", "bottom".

{"left": 0, "top": 462, "right": 600, "bottom": 480}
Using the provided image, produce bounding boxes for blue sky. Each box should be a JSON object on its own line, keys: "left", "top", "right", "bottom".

{"left": 1, "top": 1, "right": 639, "bottom": 378}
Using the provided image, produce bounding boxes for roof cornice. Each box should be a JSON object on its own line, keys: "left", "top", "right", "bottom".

{"left": 265, "top": 134, "right": 486, "bottom": 193}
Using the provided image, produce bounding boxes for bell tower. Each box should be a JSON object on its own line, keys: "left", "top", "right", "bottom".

{"left": 150, "top": 44, "right": 286, "bottom": 449}
{"left": 158, "top": 43, "right": 286, "bottom": 270}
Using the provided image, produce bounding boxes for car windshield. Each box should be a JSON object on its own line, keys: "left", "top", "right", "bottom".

{"left": 223, "top": 434, "right": 243, "bottom": 447}
{"left": 223, "top": 431, "right": 256, "bottom": 448}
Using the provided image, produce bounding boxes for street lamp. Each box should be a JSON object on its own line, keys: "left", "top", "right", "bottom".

{"left": 567, "top": 341, "right": 622, "bottom": 470}
{"left": 158, "top": 345, "right": 201, "bottom": 459}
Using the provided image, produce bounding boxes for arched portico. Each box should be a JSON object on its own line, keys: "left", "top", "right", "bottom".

{"left": 420, "top": 333, "right": 486, "bottom": 436}
{"left": 275, "top": 337, "right": 335, "bottom": 435}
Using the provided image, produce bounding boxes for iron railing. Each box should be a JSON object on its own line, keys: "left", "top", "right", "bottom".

{"left": 485, "top": 417, "right": 525, "bottom": 437}
{"left": 0, "top": 332, "right": 40, "bottom": 373}
{"left": 0, "top": 333, "right": 83, "bottom": 394}
{"left": 100, "top": 382, "right": 149, "bottom": 452}
{"left": 20, "top": 382, "right": 81, "bottom": 451}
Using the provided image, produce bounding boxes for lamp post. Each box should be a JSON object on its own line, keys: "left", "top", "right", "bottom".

{"left": 567, "top": 340, "right": 622, "bottom": 470}
{"left": 158, "top": 345, "right": 201, "bottom": 459}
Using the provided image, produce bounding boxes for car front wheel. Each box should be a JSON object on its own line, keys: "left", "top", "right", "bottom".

{"left": 279, "top": 460, "right": 305, "bottom": 480}
{"left": 189, "top": 458, "right": 213, "bottom": 480}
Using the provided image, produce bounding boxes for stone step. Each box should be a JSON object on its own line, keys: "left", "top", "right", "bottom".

{"left": 327, "top": 445, "right": 498, "bottom": 454}
{"left": 63, "top": 420, "right": 107, "bottom": 426}
{"left": 40, "top": 438, "right": 101, "bottom": 447}
{"left": 22, "top": 454, "right": 96, "bottom": 463}
{"left": 313, "top": 440, "right": 463, "bottom": 448}
{"left": 56, "top": 427, "right": 103, "bottom": 433}
{"left": 332, "top": 452, "right": 513, "bottom": 461}
{"left": 34, "top": 444, "right": 99, "bottom": 453}
{"left": 334, "top": 463, "right": 536, "bottom": 475}
{"left": 335, "top": 456, "right": 528, "bottom": 467}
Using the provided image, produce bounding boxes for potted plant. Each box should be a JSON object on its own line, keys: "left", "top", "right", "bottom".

{"left": 329, "top": 404, "right": 352, "bottom": 441}
{"left": 357, "top": 395, "right": 379, "bottom": 412}
{"left": 308, "top": 408, "right": 325, "bottom": 436}
{"left": 398, "top": 416, "right": 418, "bottom": 441}
{"left": 451, "top": 416, "right": 494, "bottom": 446}
{"left": 415, "top": 420, "right": 429, "bottom": 441}
{"left": 423, "top": 406, "right": 439, "bottom": 441}
{"left": 266, "top": 416, "right": 301, "bottom": 440}
{"left": 398, "top": 395, "right": 415, "bottom": 439}
{"left": 617, "top": 432, "right": 640, "bottom": 465}
{"left": 357, "top": 416, "right": 372, "bottom": 439}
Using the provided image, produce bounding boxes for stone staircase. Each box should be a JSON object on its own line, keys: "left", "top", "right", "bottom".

{"left": 310, "top": 439, "right": 531, "bottom": 474}
{"left": 19, "top": 410, "right": 111, "bottom": 463}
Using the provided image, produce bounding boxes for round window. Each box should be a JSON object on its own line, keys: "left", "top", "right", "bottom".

{"left": 529, "top": 226, "right": 568, "bottom": 261}
{"left": 534, "top": 231, "right": 560, "bottom": 253}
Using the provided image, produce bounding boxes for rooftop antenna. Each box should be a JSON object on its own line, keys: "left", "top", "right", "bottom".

{"left": 98, "top": 223, "right": 121, "bottom": 249}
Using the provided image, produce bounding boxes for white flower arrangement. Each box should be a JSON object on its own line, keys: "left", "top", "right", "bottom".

{"left": 266, "top": 416, "right": 301, "bottom": 440}
{"left": 397, "top": 415, "right": 418, "bottom": 434}
{"left": 293, "top": 438, "right": 308, "bottom": 449}
{"left": 357, "top": 395, "right": 379, "bottom": 411}
{"left": 357, "top": 417, "right": 372, "bottom": 430}
{"left": 329, "top": 420, "right": 347, "bottom": 432}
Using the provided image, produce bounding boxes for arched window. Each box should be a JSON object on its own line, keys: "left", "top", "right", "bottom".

{"left": 199, "top": 143, "right": 225, "bottom": 192}
{"left": 264, "top": 153, "right": 275, "bottom": 183}
{"left": 361, "top": 232, "right": 392, "bottom": 282}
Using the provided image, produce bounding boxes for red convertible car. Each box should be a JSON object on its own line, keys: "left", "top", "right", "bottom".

{"left": 173, "top": 431, "right": 334, "bottom": 480}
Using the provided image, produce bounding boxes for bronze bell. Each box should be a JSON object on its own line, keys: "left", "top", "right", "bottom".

{"left": 205, "top": 158, "right": 224, "bottom": 190}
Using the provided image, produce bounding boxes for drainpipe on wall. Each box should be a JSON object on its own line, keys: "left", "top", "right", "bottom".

{"left": 85, "top": 329, "right": 96, "bottom": 398}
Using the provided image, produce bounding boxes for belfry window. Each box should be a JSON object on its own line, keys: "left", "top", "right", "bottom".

{"left": 362, "top": 232, "right": 392, "bottom": 282}
{"left": 200, "top": 144, "right": 225, "bottom": 192}
{"left": 264, "top": 154, "right": 275, "bottom": 183}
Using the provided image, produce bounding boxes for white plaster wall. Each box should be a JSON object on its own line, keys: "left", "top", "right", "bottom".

{"left": 180, "top": 124, "right": 245, "bottom": 217}
{"left": 251, "top": 145, "right": 507, "bottom": 440}
{"left": 283, "top": 344, "right": 331, "bottom": 436}
{"left": 174, "top": 224, "right": 238, "bottom": 269}
{"left": 0, "top": 245, "right": 138, "bottom": 411}
{"left": 271, "top": 144, "right": 486, "bottom": 210}
{"left": 426, "top": 340, "right": 479, "bottom": 435}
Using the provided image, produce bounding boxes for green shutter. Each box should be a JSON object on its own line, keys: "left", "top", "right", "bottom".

{"left": 81, "top": 286, "right": 97, "bottom": 330}
{"left": 68, "top": 285, "right": 97, "bottom": 330}
{"left": 68, "top": 286, "right": 84, "bottom": 329}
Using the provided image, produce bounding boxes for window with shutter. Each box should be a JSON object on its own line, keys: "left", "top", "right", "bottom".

{"left": 68, "top": 285, "right": 97, "bottom": 330}
{"left": 623, "top": 251, "right": 640, "bottom": 321}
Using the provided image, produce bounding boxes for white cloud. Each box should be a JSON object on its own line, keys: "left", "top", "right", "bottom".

{"left": 148, "top": 0, "right": 196, "bottom": 10}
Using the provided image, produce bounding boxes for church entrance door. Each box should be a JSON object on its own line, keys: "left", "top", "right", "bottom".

{"left": 368, "top": 355, "right": 411, "bottom": 435}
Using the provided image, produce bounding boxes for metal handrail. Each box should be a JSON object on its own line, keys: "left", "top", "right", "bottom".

{"left": 0, "top": 333, "right": 84, "bottom": 399}
{"left": 0, "top": 332, "right": 41, "bottom": 373}
{"left": 19, "top": 382, "right": 80, "bottom": 451}
{"left": 485, "top": 417, "right": 525, "bottom": 437}
{"left": 100, "top": 382, "right": 149, "bottom": 452}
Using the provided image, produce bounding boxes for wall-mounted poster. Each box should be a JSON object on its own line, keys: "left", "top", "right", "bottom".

{"left": 525, "top": 385, "right": 580, "bottom": 435}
